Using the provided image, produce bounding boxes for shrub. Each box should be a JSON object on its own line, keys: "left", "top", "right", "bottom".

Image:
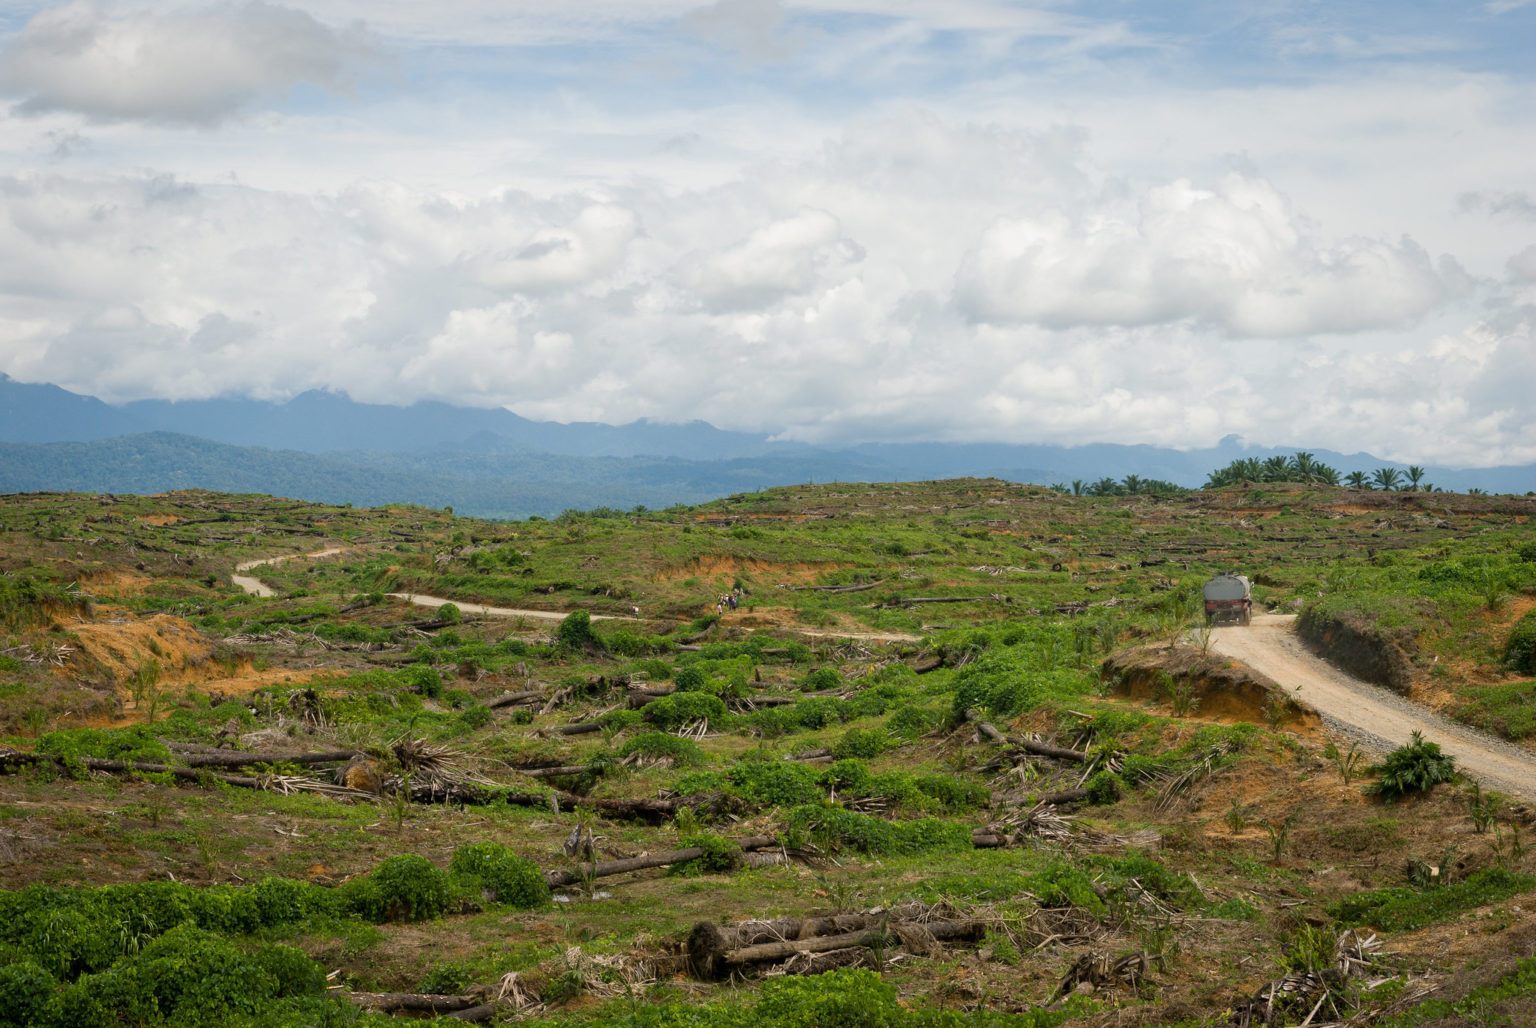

{"left": 792, "top": 696, "right": 847, "bottom": 729}
{"left": 436, "top": 602, "right": 462, "bottom": 624}
{"left": 557, "top": 610, "right": 597, "bottom": 650}
{"left": 0, "top": 961, "right": 57, "bottom": 1028}
{"left": 1085, "top": 770, "right": 1122, "bottom": 805}
{"left": 642, "top": 692, "right": 727, "bottom": 730}
{"left": 802, "top": 667, "right": 842, "bottom": 691}
{"left": 673, "top": 665, "right": 710, "bottom": 692}
{"left": 618, "top": 731, "right": 706, "bottom": 767}
{"left": 1364, "top": 731, "right": 1457, "bottom": 801}
{"left": 888, "top": 705, "right": 940, "bottom": 738}
{"left": 449, "top": 842, "right": 550, "bottom": 910}
{"left": 728, "top": 761, "right": 822, "bottom": 807}
{"left": 913, "top": 774, "right": 988, "bottom": 811}
{"left": 783, "top": 806, "right": 972, "bottom": 856}
{"left": 401, "top": 663, "right": 444, "bottom": 699}
{"left": 831, "top": 727, "right": 888, "bottom": 760}
{"left": 669, "top": 833, "right": 739, "bottom": 876}
{"left": 1329, "top": 868, "right": 1536, "bottom": 931}
{"left": 1504, "top": 611, "right": 1536, "bottom": 674}
{"left": 344, "top": 854, "right": 452, "bottom": 922}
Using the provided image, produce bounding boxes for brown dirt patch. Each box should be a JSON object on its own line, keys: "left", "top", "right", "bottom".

{"left": 64, "top": 612, "right": 215, "bottom": 687}
{"left": 137, "top": 514, "right": 184, "bottom": 526}
{"left": 77, "top": 569, "right": 157, "bottom": 597}
{"left": 1104, "top": 644, "right": 1323, "bottom": 736}
{"left": 654, "top": 556, "right": 843, "bottom": 584}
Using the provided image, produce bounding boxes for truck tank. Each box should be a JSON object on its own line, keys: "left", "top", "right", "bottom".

{"left": 1203, "top": 572, "right": 1252, "bottom": 626}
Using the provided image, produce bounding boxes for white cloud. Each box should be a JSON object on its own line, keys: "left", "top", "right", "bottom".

{"left": 955, "top": 174, "right": 1459, "bottom": 336}
{"left": 0, "top": 1, "right": 376, "bottom": 125}
{"left": 686, "top": 208, "right": 862, "bottom": 312}
{"left": 479, "top": 204, "right": 641, "bottom": 293}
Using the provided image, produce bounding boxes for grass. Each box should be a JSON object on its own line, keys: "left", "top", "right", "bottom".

{"left": 1, "top": 482, "right": 1535, "bottom": 1025}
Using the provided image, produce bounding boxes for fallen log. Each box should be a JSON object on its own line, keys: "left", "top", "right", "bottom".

{"left": 876, "top": 596, "right": 992, "bottom": 609}
{"left": 485, "top": 689, "right": 545, "bottom": 709}
{"left": 627, "top": 687, "right": 674, "bottom": 708}
{"left": 963, "top": 711, "right": 1087, "bottom": 763}
{"left": 518, "top": 765, "right": 588, "bottom": 779}
{"left": 783, "top": 581, "right": 883, "bottom": 594}
{"left": 168, "top": 748, "right": 360, "bottom": 769}
{"left": 785, "top": 747, "right": 833, "bottom": 762}
{"left": 687, "top": 910, "right": 982, "bottom": 978}
{"left": 544, "top": 835, "right": 778, "bottom": 888}
{"left": 725, "top": 919, "right": 978, "bottom": 965}
{"left": 541, "top": 723, "right": 603, "bottom": 736}
{"left": 340, "top": 992, "right": 481, "bottom": 1015}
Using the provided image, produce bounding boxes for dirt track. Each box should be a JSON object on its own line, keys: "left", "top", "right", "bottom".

{"left": 230, "top": 554, "right": 917, "bottom": 643}
{"left": 1211, "top": 614, "right": 1536, "bottom": 803}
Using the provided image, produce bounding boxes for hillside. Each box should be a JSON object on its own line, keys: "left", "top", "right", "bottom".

{"left": 2, "top": 481, "right": 1536, "bottom": 1027}
{"left": 5, "top": 377, "right": 1534, "bottom": 513}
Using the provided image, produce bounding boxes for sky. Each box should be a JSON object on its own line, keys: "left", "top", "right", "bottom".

{"left": 0, "top": 1, "right": 1532, "bottom": 466}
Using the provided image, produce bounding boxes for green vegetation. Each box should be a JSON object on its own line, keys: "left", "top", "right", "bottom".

{"left": 1363, "top": 731, "right": 1458, "bottom": 801}
{"left": 1, "top": 481, "right": 1534, "bottom": 1026}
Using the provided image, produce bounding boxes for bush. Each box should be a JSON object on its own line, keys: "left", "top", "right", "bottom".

{"left": 673, "top": 665, "right": 710, "bottom": 691}
{"left": 557, "top": 610, "right": 597, "bottom": 650}
{"left": 913, "top": 774, "right": 988, "bottom": 811}
{"left": 0, "top": 961, "right": 57, "bottom": 1028}
{"left": 668, "top": 833, "right": 739, "bottom": 876}
{"left": 1329, "top": 868, "right": 1536, "bottom": 931}
{"left": 1085, "top": 770, "right": 1122, "bottom": 805}
{"left": 401, "top": 663, "right": 444, "bottom": 699}
{"left": 783, "top": 806, "right": 972, "bottom": 856}
{"left": 642, "top": 692, "right": 727, "bottom": 730}
{"left": 344, "top": 854, "right": 452, "bottom": 922}
{"left": 436, "top": 602, "right": 462, "bottom": 624}
{"left": 728, "top": 761, "right": 822, "bottom": 807}
{"left": 887, "top": 705, "right": 940, "bottom": 738}
{"left": 1504, "top": 611, "right": 1536, "bottom": 674}
{"left": 618, "top": 731, "right": 706, "bottom": 767}
{"left": 802, "top": 667, "right": 842, "bottom": 692}
{"left": 831, "top": 727, "right": 888, "bottom": 760}
{"left": 792, "top": 696, "right": 848, "bottom": 729}
{"left": 1364, "top": 731, "right": 1457, "bottom": 801}
{"left": 449, "top": 842, "right": 550, "bottom": 910}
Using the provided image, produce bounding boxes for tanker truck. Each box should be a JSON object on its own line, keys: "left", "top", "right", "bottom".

{"left": 1203, "top": 572, "right": 1252, "bottom": 626}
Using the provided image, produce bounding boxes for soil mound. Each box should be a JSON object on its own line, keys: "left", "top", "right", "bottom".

{"left": 1103, "top": 643, "right": 1322, "bottom": 735}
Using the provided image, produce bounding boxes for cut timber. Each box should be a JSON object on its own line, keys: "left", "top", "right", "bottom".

{"left": 484, "top": 689, "right": 545, "bottom": 709}
{"left": 544, "top": 835, "right": 777, "bottom": 888}
{"left": 340, "top": 992, "right": 481, "bottom": 1015}
{"left": 542, "top": 723, "right": 603, "bottom": 736}
{"left": 783, "top": 581, "right": 883, "bottom": 593}
{"left": 164, "top": 749, "right": 360, "bottom": 769}
{"left": 686, "top": 907, "right": 981, "bottom": 979}
{"left": 963, "top": 711, "right": 1087, "bottom": 763}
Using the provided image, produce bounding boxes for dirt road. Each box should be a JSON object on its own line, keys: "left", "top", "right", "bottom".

{"left": 231, "top": 548, "right": 344, "bottom": 597}
{"left": 231, "top": 553, "right": 917, "bottom": 642}
{"left": 1211, "top": 614, "right": 1536, "bottom": 803}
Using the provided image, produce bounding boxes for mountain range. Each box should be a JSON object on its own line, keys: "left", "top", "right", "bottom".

{"left": 2, "top": 375, "right": 1531, "bottom": 518}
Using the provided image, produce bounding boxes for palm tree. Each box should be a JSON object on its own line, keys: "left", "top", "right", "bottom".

{"left": 1372, "top": 467, "right": 1404, "bottom": 491}
{"left": 1345, "top": 470, "right": 1370, "bottom": 489}
{"left": 1089, "top": 477, "right": 1120, "bottom": 496}
{"left": 1262, "top": 456, "right": 1290, "bottom": 482}
{"left": 1122, "top": 474, "right": 1144, "bottom": 495}
{"left": 1289, "top": 451, "right": 1318, "bottom": 482}
{"left": 1070, "top": 480, "right": 1086, "bottom": 496}
{"left": 1406, "top": 465, "right": 1426, "bottom": 491}
{"left": 1315, "top": 465, "right": 1341, "bottom": 486}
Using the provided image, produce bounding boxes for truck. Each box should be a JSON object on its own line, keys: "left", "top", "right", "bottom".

{"left": 1203, "top": 572, "right": 1252, "bottom": 626}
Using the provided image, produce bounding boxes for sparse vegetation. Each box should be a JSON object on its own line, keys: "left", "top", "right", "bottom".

{"left": 0, "top": 480, "right": 1534, "bottom": 1025}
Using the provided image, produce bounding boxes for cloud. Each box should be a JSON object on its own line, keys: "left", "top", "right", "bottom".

{"left": 1459, "top": 190, "right": 1536, "bottom": 220}
{"left": 686, "top": 209, "right": 863, "bottom": 312}
{"left": 0, "top": 1, "right": 376, "bottom": 125}
{"left": 955, "top": 174, "right": 1460, "bottom": 336}
{"left": 478, "top": 204, "right": 641, "bottom": 293}
{"left": 682, "top": 0, "right": 803, "bottom": 61}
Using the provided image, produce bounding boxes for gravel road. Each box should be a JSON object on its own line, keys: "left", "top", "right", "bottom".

{"left": 1210, "top": 613, "right": 1536, "bottom": 803}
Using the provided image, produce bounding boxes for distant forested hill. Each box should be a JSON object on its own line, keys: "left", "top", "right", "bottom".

{"left": 0, "top": 433, "right": 904, "bottom": 519}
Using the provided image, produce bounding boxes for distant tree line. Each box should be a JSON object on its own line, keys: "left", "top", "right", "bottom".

{"left": 1202, "top": 453, "right": 1469, "bottom": 493}
{"left": 1049, "top": 476, "right": 1188, "bottom": 497}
